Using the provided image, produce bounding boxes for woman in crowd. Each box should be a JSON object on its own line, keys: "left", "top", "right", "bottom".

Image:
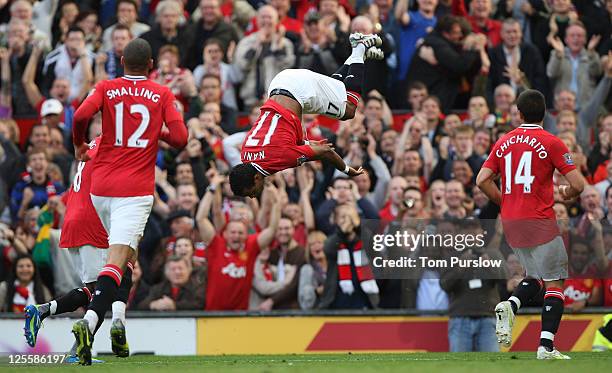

{"left": 0, "top": 255, "right": 51, "bottom": 312}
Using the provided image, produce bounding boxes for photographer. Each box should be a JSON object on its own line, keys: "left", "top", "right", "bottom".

{"left": 440, "top": 218, "right": 506, "bottom": 352}
{"left": 399, "top": 187, "right": 430, "bottom": 223}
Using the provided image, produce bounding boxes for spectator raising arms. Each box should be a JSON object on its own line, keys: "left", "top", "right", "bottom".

{"left": 198, "top": 174, "right": 281, "bottom": 310}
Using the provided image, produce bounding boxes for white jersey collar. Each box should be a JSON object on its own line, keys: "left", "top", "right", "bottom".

{"left": 518, "top": 123, "right": 543, "bottom": 130}
{"left": 122, "top": 75, "right": 147, "bottom": 81}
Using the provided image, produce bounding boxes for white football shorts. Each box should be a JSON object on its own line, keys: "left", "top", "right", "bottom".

{"left": 91, "top": 194, "right": 154, "bottom": 251}
{"left": 511, "top": 236, "right": 569, "bottom": 281}
{"left": 67, "top": 245, "right": 108, "bottom": 284}
{"left": 268, "top": 69, "right": 347, "bottom": 119}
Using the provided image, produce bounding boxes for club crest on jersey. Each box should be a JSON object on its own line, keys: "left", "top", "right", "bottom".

{"left": 563, "top": 153, "right": 574, "bottom": 165}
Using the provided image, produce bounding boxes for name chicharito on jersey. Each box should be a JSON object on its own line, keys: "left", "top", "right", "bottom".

{"left": 495, "top": 134, "right": 548, "bottom": 159}
{"left": 106, "top": 86, "right": 161, "bottom": 102}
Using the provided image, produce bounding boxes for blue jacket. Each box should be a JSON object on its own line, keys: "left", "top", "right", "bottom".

{"left": 10, "top": 179, "right": 65, "bottom": 222}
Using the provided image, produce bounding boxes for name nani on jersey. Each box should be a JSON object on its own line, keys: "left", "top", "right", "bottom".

{"left": 106, "top": 86, "right": 161, "bottom": 102}
{"left": 494, "top": 134, "right": 549, "bottom": 159}
{"left": 243, "top": 150, "right": 265, "bottom": 161}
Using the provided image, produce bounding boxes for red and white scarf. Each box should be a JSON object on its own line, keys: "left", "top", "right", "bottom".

{"left": 12, "top": 281, "right": 34, "bottom": 313}
{"left": 337, "top": 240, "right": 379, "bottom": 295}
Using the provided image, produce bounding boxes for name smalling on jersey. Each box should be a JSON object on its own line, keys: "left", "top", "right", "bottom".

{"left": 495, "top": 134, "right": 548, "bottom": 159}
{"left": 106, "top": 86, "right": 161, "bottom": 102}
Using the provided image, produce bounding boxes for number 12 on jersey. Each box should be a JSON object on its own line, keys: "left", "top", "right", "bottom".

{"left": 114, "top": 102, "right": 150, "bottom": 148}
{"left": 504, "top": 151, "right": 535, "bottom": 194}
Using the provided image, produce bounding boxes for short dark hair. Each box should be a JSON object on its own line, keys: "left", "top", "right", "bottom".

{"left": 66, "top": 26, "right": 85, "bottom": 38}
{"left": 229, "top": 163, "right": 258, "bottom": 197}
{"left": 516, "top": 89, "right": 546, "bottom": 123}
{"left": 435, "top": 15, "right": 470, "bottom": 35}
{"left": 74, "top": 10, "right": 97, "bottom": 25}
{"left": 408, "top": 81, "right": 427, "bottom": 92}
{"left": 117, "top": 0, "right": 139, "bottom": 12}
{"left": 123, "top": 38, "right": 152, "bottom": 71}
{"left": 331, "top": 176, "right": 349, "bottom": 188}
{"left": 158, "top": 44, "right": 179, "bottom": 59}
{"left": 204, "top": 38, "right": 224, "bottom": 50}
{"left": 26, "top": 147, "right": 48, "bottom": 162}
{"left": 201, "top": 73, "right": 221, "bottom": 85}
{"left": 365, "top": 95, "right": 383, "bottom": 106}
{"left": 422, "top": 95, "right": 441, "bottom": 108}
{"left": 165, "top": 254, "right": 187, "bottom": 265}
{"left": 112, "top": 23, "right": 132, "bottom": 37}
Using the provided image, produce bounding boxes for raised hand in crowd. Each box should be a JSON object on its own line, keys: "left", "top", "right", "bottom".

{"left": 226, "top": 41, "right": 236, "bottom": 64}
{"left": 603, "top": 51, "right": 612, "bottom": 78}
{"left": 176, "top": 71, "right": 198, "bottom": 98}
{"left": 18, "top": 187, "right": 34, "bottom": 220}
{"left": 548, "top": 35, "right": 565, "bottom": 57}
{"left": 0, "top": 47, "right": 10, "bottom": 109}
{"left": 587, "top": 34, "right": 601, "bottom": 53}
{"left": 336, "top": 5, "right": 351, "bottom": 33}
{"left": 46, "top": 195, "right": 65, "bottom": 217}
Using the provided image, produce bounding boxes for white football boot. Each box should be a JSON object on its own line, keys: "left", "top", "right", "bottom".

{"left": 536, "top": 346, "right": 571, "bottom": 360}
{"left": 349, "top": 33, "right": 383, "bottom": 48}
{"left": 494, "top": 300, "right": 515, "bottom": 347}
{"left": 365, "top": 47, "right": 384, "bottom": 60}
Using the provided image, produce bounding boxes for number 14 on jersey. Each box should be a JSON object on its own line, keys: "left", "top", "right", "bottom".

{"left": 504, "top": 151, "right": 535, "bottom": 194}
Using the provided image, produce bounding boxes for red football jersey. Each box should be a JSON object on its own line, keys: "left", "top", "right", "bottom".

{"left": 482, "top": 124, "right": 576, "bottom": 247}
{"left": 205, "top": 234, "right": 260, "bottom": 311}
{"left": 73, "top": 75, "right": 187, "bottom": 197}
{"left": 563, "top": 279, "right": 601, "bottom": 306}
{"left": 240, "top": 99, "right": 315, "bottom": 176}
{"left": 60, "top": 138, "right": 109, "bottom": 249}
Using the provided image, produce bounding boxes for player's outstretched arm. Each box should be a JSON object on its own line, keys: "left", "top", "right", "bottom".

{"left": 310, "top": 143, "right": 364, "bottom": 177}
{"left": 559, "top": 169, "right": 585, "bottom": 200}
{"left": 476, "top": 167, "right": 502, "bottom": 206}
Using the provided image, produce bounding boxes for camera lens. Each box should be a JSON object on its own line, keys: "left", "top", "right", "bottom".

{"left": 403, "top": 199, "right": 415, "bottom": 209}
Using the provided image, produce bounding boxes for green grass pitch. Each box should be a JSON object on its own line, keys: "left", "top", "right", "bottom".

{"left": 1, "top": 352, "right": 611, "bottom": 372}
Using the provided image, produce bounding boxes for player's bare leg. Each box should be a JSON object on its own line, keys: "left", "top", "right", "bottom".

{"left": 73, "top": 244, "right": 133, "bottom": 365}
{"left": 537, "top": 280, "right": 570, "bottom": 359}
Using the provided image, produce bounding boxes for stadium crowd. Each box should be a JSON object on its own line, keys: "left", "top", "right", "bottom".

{"left": 0, "top": 0, "right": 610, "bottom": 344}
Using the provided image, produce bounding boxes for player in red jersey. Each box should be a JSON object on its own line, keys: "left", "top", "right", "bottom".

{"left": 229, "top": 33, "right": 386, "bottom": 197}
{"left": 476, "top": 89, "right": 584, "bottom": 359}
{"left": 23, "top": 137, "right": 133, "bottom": 360}
{"left": 70, "top": 38, "right": 188, "bottom": 365}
